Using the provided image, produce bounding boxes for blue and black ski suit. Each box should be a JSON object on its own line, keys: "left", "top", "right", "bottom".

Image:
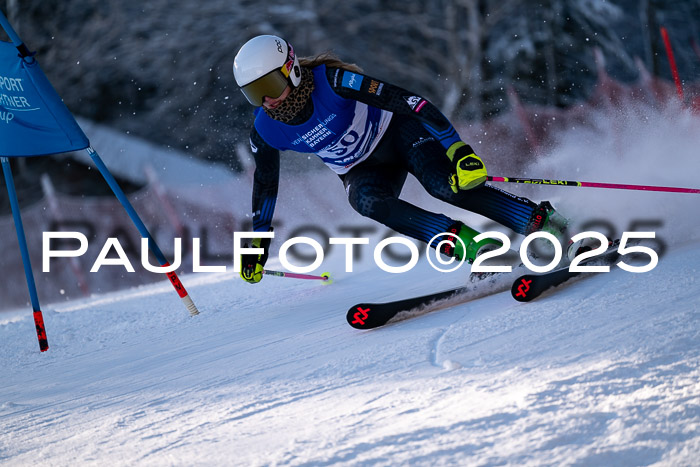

{"left": 248, "top": 65, "right": 540, "bottom": 246}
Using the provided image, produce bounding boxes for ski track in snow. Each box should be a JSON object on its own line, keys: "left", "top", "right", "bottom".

{"left": 1, "top": 240, "right": 698, "bottom": 466}
{"left": 2, "top": 105, "right": 700, "bottom": 465}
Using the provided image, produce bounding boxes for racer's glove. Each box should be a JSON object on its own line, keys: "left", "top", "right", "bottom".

{"left": 240, "top": 233, "right": 272, "bottom": 284}
{"left": 447, "top": 142, "right": 488, "bottom": 192}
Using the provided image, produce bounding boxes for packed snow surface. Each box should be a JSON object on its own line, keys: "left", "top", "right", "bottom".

{"left": 1, "top": 238, "right": 698, "bottom": 465}
{"left": 2, "top": 104, "right": 700, "bottom": 465}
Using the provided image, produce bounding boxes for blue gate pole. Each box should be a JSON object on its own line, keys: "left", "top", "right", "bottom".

{"left": 86, "top": 147, "right": 199, "bottom": 316}
{"left": 87, "top": 147, "right": 168, "bottom": 263}
{"left": 1, "top": 157, "right": 49, "bottom": 351}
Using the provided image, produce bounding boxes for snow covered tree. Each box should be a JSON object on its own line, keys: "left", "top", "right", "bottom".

{"left": 6, "top": 0, "right": 700, "bottom": 171}
{"left": 486, "top": 0, "right": 638, "bottom": 110}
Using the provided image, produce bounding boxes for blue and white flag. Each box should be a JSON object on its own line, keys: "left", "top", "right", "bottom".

{"left": 0, "top": 21, "right": 89, "bottom": 157}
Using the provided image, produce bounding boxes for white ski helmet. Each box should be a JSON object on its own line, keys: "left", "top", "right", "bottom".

{"left": 233, "top": 35, "right": 301, "bottom": 106}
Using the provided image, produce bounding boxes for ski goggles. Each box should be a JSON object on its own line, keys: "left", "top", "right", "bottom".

{"left": 239, "top": 69, "right": 289, "bottom": 107}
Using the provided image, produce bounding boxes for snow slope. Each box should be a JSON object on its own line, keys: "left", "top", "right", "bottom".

{"left": 1, "top": 236, "right": 698, "bottom": 465}
{"left": 2, "top": 102, "right": 700, "bottom": 466}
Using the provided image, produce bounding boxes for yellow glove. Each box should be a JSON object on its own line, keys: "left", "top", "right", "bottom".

{"left": 447, "top": 142, "right": 487, "bottom": 192}
{"left": 240, "top": 234, "right": 271, "bottom": 284}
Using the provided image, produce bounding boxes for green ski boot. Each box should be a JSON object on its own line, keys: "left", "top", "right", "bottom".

{"left": 526, "top": 201, "right": 584, "bottom": 264}
{"left": 525, "top": 201, "right": 569, "bottom": 241}
{"left": 440, "top": 221, "right": 503, "bottom": 263}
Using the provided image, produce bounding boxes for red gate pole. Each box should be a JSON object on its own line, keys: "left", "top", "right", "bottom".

{"left": 660, "top": 27, "right": 684, "bottom": 101}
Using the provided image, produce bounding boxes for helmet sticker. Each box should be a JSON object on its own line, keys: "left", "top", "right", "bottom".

{"left": 281, "top": 42, "right": 295, "bottom": 78}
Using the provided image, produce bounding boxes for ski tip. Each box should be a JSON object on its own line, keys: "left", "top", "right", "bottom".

{"left": 347, "top": 304, "right": 372, "bottom": 329}
{"left": 346, "top": 303, "right": 391, "bottom": 330}
{"left": 511, "top": 276, "right": 536, "bottom": 302}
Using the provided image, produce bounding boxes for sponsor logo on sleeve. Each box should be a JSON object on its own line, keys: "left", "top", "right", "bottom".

{"left": 404, "top": 96, "right": 423, "bottom": 110}
{"left": 249, "top": 138, "right": 258, "bottom": 154}
{"left": 342, "top": 71, "right": 363, "bottom": 90}
{"left": 333, "top": 69, "right": 340, "bottom": 87}
{"left": 367, "top": 80, "right": 384, "bottom": 95}
{"left": 412, "top": 136, "right": 435, "bottom": 148}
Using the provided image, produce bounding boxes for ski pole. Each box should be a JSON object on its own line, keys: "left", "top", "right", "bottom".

{"left": 487, "top": 176, "right": 700, "bottom": 194}
{"left": 263, "top": 270, "right": 332, "bottom": 284}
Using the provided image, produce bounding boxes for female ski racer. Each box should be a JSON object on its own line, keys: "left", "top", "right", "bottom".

{"left": 234, "top": 34, "right": 574, "bottom": 284}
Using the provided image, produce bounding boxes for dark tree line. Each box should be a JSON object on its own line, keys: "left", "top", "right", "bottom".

{"left": 2, "top": 0, "right": 699, "bottom": 171}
